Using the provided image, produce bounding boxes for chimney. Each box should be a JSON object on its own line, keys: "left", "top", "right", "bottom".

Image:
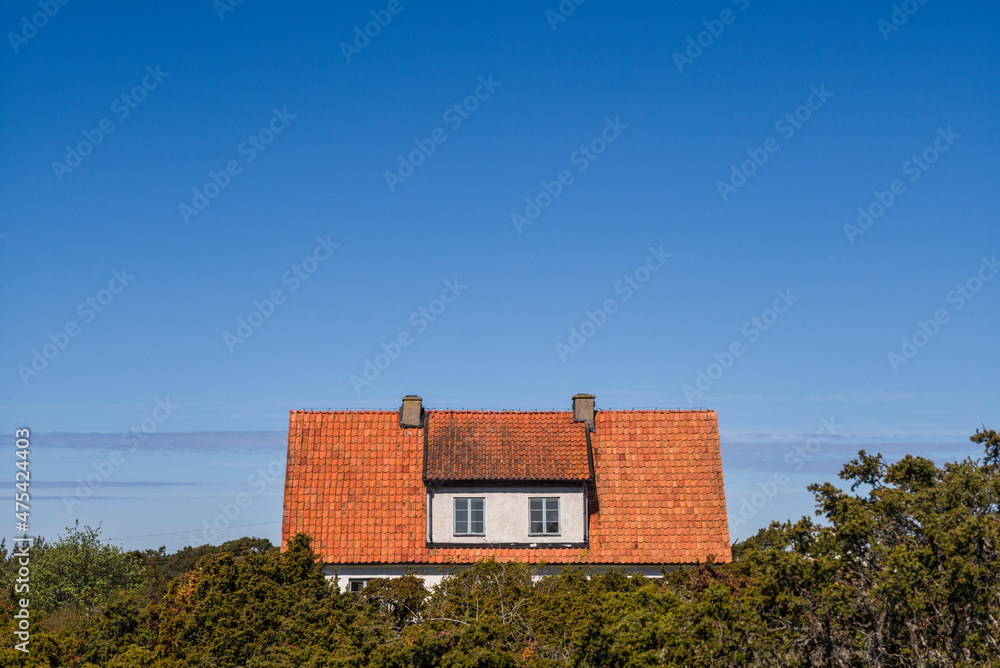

{"left": 572, "top": 393, "right": 595, "bottom": 431}
{"left": 400, "top": 395, "right": 423, "bottom": 428}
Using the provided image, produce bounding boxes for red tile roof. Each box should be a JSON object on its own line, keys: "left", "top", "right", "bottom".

{"left": 282, "top": 409, "right": 731, "bottom": 565}
{"left": 425, "top": 411, "right": 590, "bottom": 481}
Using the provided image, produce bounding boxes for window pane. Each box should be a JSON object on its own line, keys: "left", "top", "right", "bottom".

{"left": 454, "top": 498, "right": 468, "bottom": 534}
{"left": 530, "top": 498, "right": 560, "bottom": 534}
{"left": 544, "top": 499, "right": 559, "bottom": 534}
{"left": 455, "top": 498, "right": 485, "bottom": 535}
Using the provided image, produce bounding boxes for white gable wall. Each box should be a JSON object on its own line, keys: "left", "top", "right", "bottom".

{"left": 324, "top": 563, "right": 673, "bottom": 593}
{"left": 428, "top": 484, "right": 586, "bottom": 545}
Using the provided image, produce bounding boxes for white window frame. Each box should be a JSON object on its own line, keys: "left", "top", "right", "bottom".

{"left": 348, "top": 578, "right": 369, "bottom": 592}
{"left": 529, "top": 497, "right": 560, "bottom": 536}
{"left": 453, "top": 497, "right": 485, "bottom": 536}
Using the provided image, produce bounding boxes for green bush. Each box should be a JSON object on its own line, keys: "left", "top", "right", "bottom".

{"left": 31, "top": 522, "right": 144, "bottom": 614}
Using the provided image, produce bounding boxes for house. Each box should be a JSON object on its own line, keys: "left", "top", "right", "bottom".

{"left": 281, "top": 394, "right": 730, "bottom": 591}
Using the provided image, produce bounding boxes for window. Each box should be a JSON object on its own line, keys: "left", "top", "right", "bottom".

{"left": 454, "top": 497, "right": 485, "bottom": 535}
{"left": 348, "top": 579, "right": 369, "bottom": 592}
{"left": 529, "top": 497, "right": 560, "bottom": 535}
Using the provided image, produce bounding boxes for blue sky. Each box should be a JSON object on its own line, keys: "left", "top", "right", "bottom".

{"left": 2, "top": 1, "right": 998, "bottom": 549}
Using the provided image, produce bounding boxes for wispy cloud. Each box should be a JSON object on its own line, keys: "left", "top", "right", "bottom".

{"left": 0, "top": 431, "right": 287, "bottom": 453}
{"left": 31, "top": 481, "right": 203, "bottom": 488}
{"left": 723, "top": 437, "right": 983, "bottom": 475}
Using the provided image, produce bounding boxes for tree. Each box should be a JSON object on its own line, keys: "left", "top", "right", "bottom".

{"left": 742, "top": 428, "right": 1000, "bottom": 666}
{"left": 31, "top": 522, "right": 143, "bottom": 613}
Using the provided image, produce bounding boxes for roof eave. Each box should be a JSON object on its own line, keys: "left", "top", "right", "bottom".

{"left": 423, "top": 477, "right": 592, "bottom": 486}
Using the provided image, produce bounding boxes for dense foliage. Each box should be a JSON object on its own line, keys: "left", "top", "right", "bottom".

{"left": 2, "top": 429, "right": 997, "bottom": 666}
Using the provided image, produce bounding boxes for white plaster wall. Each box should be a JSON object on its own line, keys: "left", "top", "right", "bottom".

{"left": 324, "top": 563, "right": 673, "bottom": 592}
{"left": 325, "top": 564, "right": 451, "bottom": 591}
{"left": 429, "top": 485, "right": 585, "bottom": 544}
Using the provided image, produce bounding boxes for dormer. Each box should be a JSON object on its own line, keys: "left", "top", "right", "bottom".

{"left": 420, "top": 395, "right": 596, "bottom": 547}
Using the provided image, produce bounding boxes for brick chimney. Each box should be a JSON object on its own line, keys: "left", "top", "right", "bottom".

{"left": 572, "top": 393, "right": 595, "bottom": 431}
{"left": 400, "top": 395, "right": 423, "bottom": 428}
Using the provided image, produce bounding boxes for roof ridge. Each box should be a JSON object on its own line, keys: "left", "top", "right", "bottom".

{"left": 290, "top": 409, "right": 398, "bottom": 414}
{"left": 428, "top": 409, "right": 571, "bottom": 414}
{"left": 290, "top": 408, "right": 716, "bottom": 414}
